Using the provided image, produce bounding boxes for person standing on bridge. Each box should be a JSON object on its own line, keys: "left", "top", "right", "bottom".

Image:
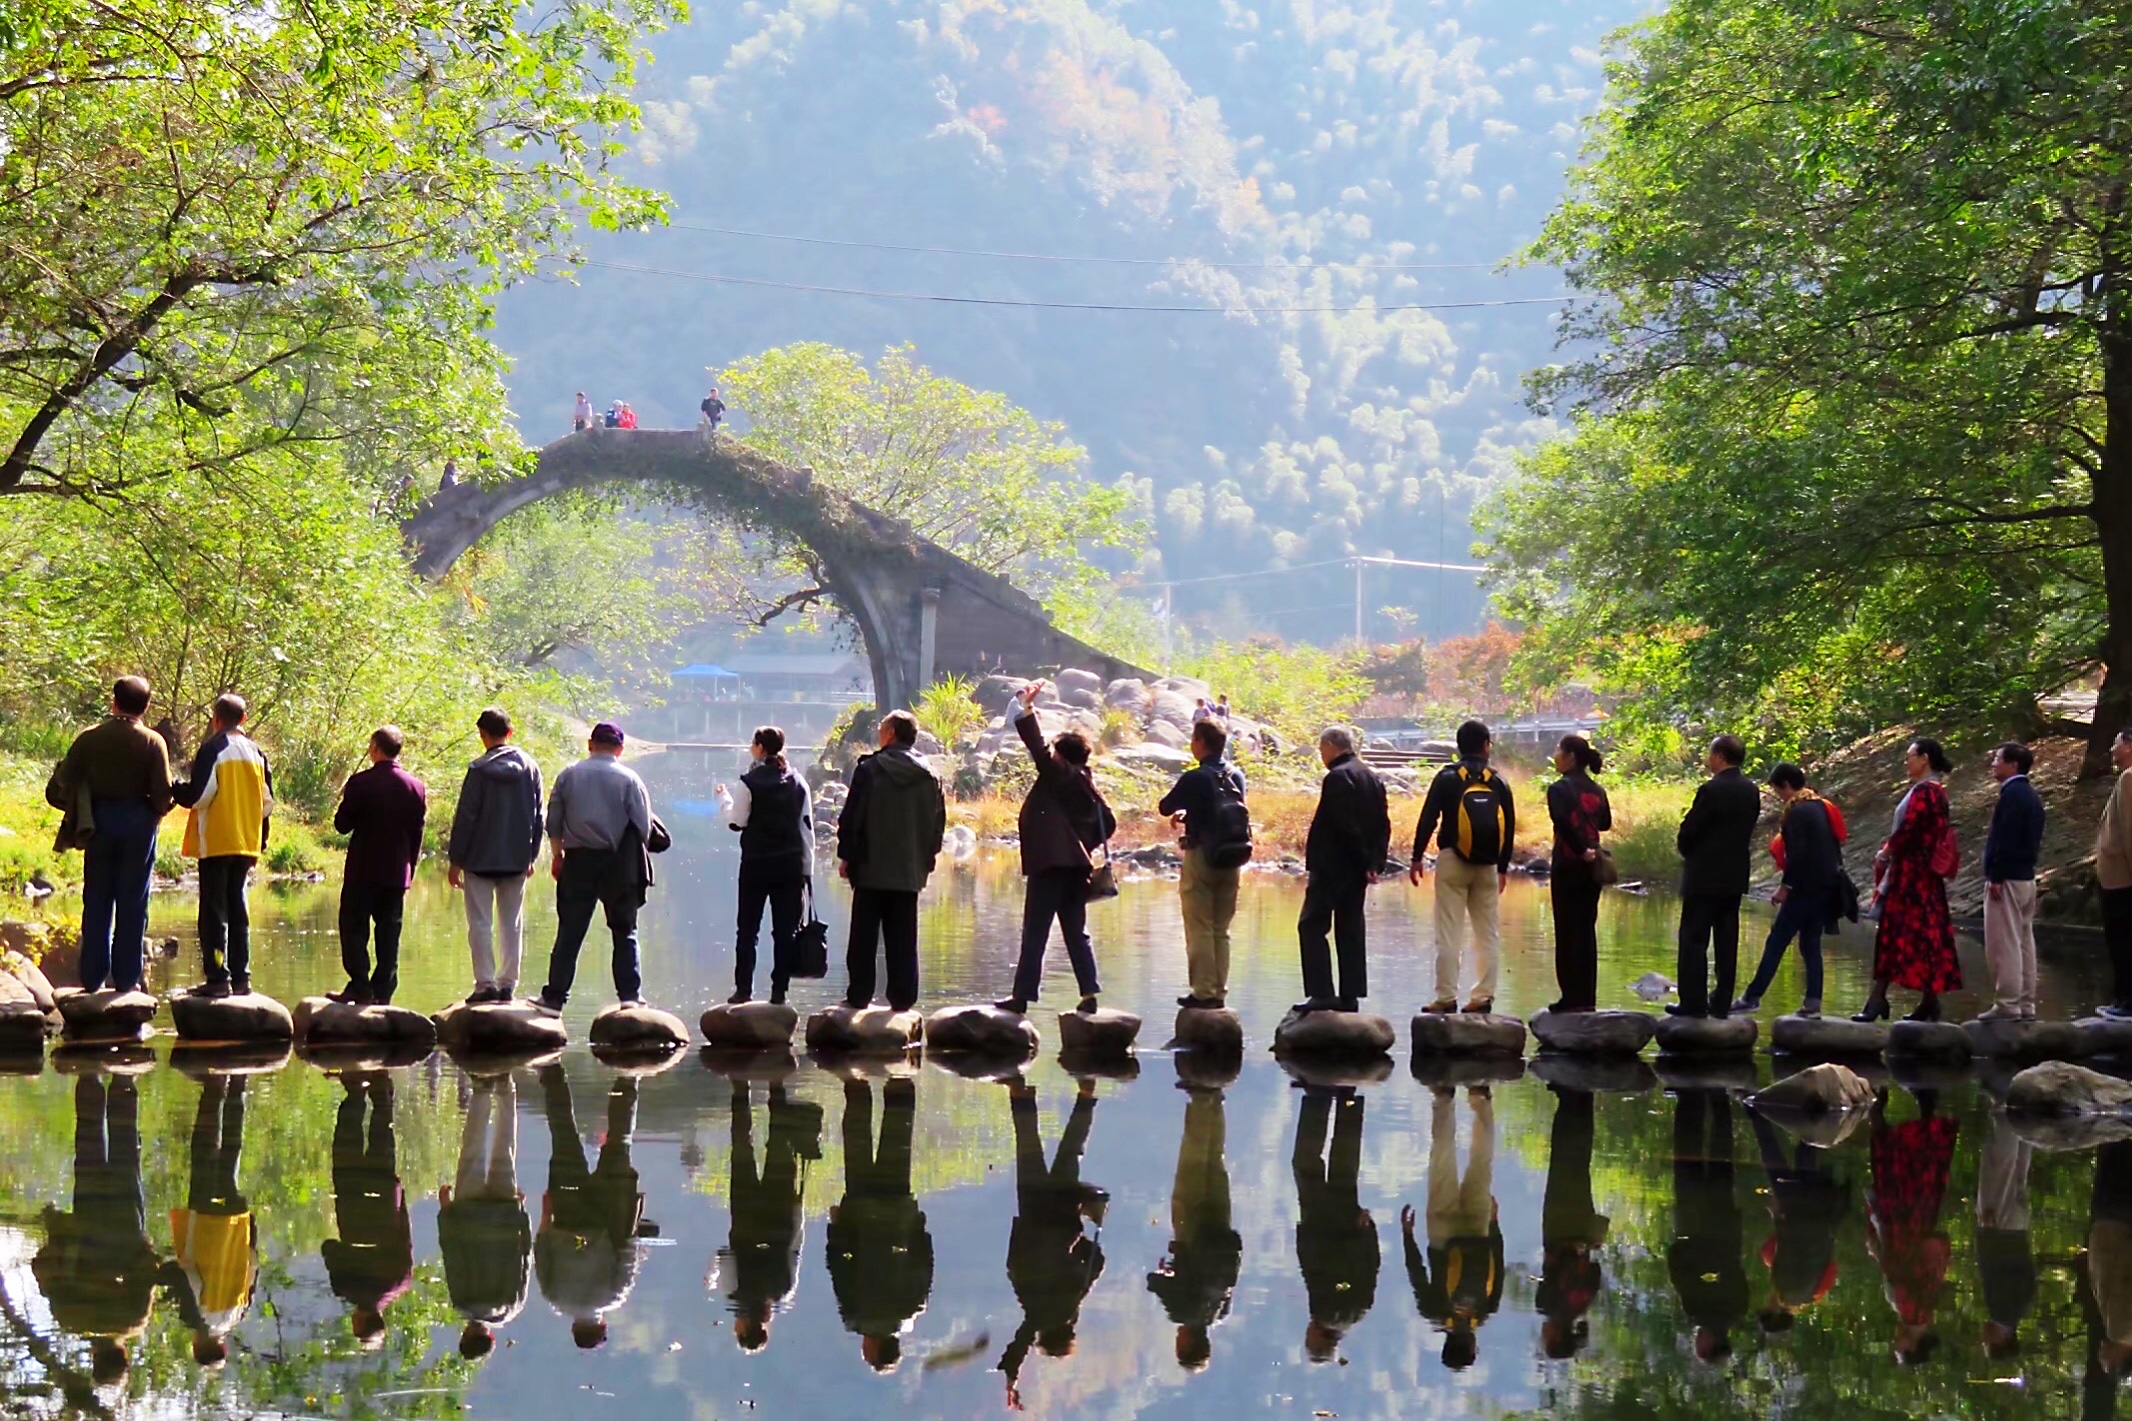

{"left": 448, "top": 709, "right": 545, "bottom": 1005}
{"left": 836, "top": 710, "right": 946, "bottom": 1014}
{"left": 701, "top": 386, "right": 726, "bottom": 433}
{"left": 573, "top": 392, "right": 591, "bottom": 432}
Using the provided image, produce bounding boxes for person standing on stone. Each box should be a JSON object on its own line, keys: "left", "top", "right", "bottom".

{"left": 329, "top": 727, "right": 427, "bottom": 1006}
{"left": 174, "top": 694, "right": 272, "bottom": 999}
{"left": 534, "top": 1066, "right": 649, "bottom": 1350}
{"left": 33, "top": 1075, "right": 162, "bottom": 1389}
{"left": 1545, "top": 734, "right": 1612, "bottom": 1014}
{"left": 1979, "top": 741, "right": 2046, "bottom": 1023}
{"left": 1747, "top": 1103, "right": 1847, "bottom": 1335}
{"left": 836, "top": 710, "right": 946, "bottom": 1013}
{"left": 1856, "top": 738, "right": 1961, "bottom": 1024}
{"left": 2099, "top": 730, "right": 2132, "bottom": 1021}
{"left": 1159, "top": 718, "right": 1249, "bottom": 1009}
{"left": 1410, "top": 720, "right": 1514, "bottom": 1015}
{"left": 1295, "top": 726, "right": 1390, "bottom": 1015}
{"left": 1538, "top": 1086, "right": 1607, "bottom": 1359}
{"left": 1668, "top": 1089, "right": 1748, "bottom": 1363}
{"left": 717, "top": 725, "right": 814, "bottom": 1006}
{"left": 322, "top": 1072, "right": 413, "bottom": 1349}
{"left": 1292, "top": 1085, "right": 1378, "bottom": 1363}
{"left": 718, "top": 1079, "right": 820, "bottom": 1353}
{"left": 439, "top": 1072, "right": 531, "bottom": 1361}
{"left": 826, "top": 1076, "right": 934, "bottom": 1371}
{"left": 530, "top": 722, "right": 653, "bottom": 1014}
{"left": 997, "top": 1078, "right": 1108, "bottom": 1408}
{"left": 1866, "top": 1088, "right": 1958, "bottom": 1364}
{"left": 1148, "top": 1071, "right": 1242, "bottom": 1372}
{"left": 167, "top": 1072, "right": 257, "bottom": 1366}
{"left": 56, "top": 676, "right": 173, "bottom": 994}
{"left": 1403, "top": 1086, "right": 1503, "bottom": 1371}
{"left": 449, "top": 708, "right": 545, "bottom": 1006}
{"left": 1671, "top": 734, "right": 1761, "bottom": 1019}
{"left": 1975, "top": 1114, "right": 2037, "bottom": 1362}
{"left": 996, "top": 683, "right": 1116, "bottom": 1016}
{"left": 1734, "top": 764, "right": 1846, "bottom": 1017}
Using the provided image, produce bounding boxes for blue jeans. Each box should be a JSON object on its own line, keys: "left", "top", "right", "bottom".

{"left": 541, "top": 848, "right": 642, "bottom": 1006}
{"left": 1741, "top": 890, "right": 1828, "bottom": 1007}
{"left": 79, "top": 799, "right": 159, "bottom": 992}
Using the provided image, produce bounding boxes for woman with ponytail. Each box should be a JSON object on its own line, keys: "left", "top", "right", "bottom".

{"left": 1546, "top": 735, "right": 1613, "bottom": 1013}
{"left": 716, "top": 725, "right": 814, "bottom": 1005}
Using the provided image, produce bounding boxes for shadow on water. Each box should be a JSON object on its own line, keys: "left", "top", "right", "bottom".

{"left": 0, "top": 751, "right": 2128, "bottom": 1417}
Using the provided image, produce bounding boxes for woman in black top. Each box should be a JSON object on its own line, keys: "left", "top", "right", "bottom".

{"left": 1546, "top": 734, "right": 1612, "bottom": 1013}
{"left": 718, "top": 726, "right": 814, "bottom": 1005}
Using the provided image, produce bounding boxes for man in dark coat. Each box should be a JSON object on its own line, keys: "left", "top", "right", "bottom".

{"left": 1296, "top": 726, "right": 1391, "bottom": 1014}
{"left": 836, "top": 711, "right": 947, "bottom": 1012}
{"left": 331, "top": 726, "right": 428, "bottom": 1005}
{"left": 997, "top": 683, "right": 1116, "bottom": 1014}
{"left": 1673, "top": 734, "right": 1763, "bottom": 1017}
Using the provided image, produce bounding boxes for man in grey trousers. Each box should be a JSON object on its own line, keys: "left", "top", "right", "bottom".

{"left": 448, "top": 709, "right": 545, "bottom": 1004}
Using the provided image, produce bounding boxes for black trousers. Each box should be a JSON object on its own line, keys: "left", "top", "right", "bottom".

{"left": 735, "top": 863, "right": 805, "bottom": 997}
{"left": 198, "top": 855, "right": 254, "bottom": 988}
{"left": 1551, "top": 880, "right": 1601, "bottom": 1009}
{"left": 2107, "top": 887, "right": 2132, "bottom": 1009}
{"left": 1676, "top": 893, "right": 1743, "bottom": 1014}
{"left": 338, "top": 883, "right": 406, "bottom": 1002}
{"left": 846, "top": 887, "right": 920, "bottom": 1011}
{"left": 543, "top": 849, "right": 642, "bottom": 1006}
{"left": 1298, "top": 874, "right": 1368, "bottom": 1003}
{"left": 188, "top": 1074, "right": 248, "bottom": 1212}
{"left": 1012, "top": 868, "right": 1099, "bottom": 1001}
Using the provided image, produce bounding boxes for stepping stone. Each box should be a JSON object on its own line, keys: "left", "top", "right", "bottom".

{"left": 1410, "top": 1012, "right": 1527, "bottom": 1058}
{"left": 589, "top": 1003, "right": 689, "bottom": 1052}
{"left": 1529, "top": 1009, "right": 1656, "bottom": 1057}
{"left": 2011, "top": 1113, "right": 2132, "bottom": 1152}
{"left": 1752, "top": 1061, "right": 1876, "bottom": 1116}
{"left": 0, "top": 951, "right": 57, "bottom": 1011}
{"left": 1771, "top": 1015, "right": 1888, "bottom": 1057}
{"left": 169, "top": 990, "right": 294, "bottom": 1042}
{"left": 1528, "top": 1053, "right": 1658, "bottom": 1094}
{"left": 1272, "top": 1009, "right": 1396, "bottom": 1060}
{"left": 1656, "top": 1057, "right": 1760, "bottom": 1092}
{"left": 2005, "top": 1060, "right": 2132, "bottom": 1118}
{"left": 1964, "top": 1018, "right": 2088, "bottom": 1063}
{"left": 429, "top": 1000, "right": 557, "bottom": 1055}
{"left": 700, "top": 1001, "right": 800, "bottom": 1049}
{"left": 171, "top": 1040, "right": 292, "bottom": 1076}
{"left": 0, "top": 1000, "right": 52, "bottom": 1050}
{"left": 1169, "top": 1007, "right": 1244, "bottom": 1056}
{"left": 54, "top": 988, "right": 158, "bottom": 1042}
{"left": 1411, "top": 1054, "right": 1526, "bottom": 1090}
{"left": 299, "top": 996, "right": 442, "bottom": 1052}
{"left": 805, "top": 1004, "right": 923, "bottom": 1058}
{"left": 0, "top": 1047, "right": 43, "bottom": 1076}
{"left": 1885, "top": 1019, "right": 1971, "bottom": 1061}
{"left": 1058, "top": 1046, "right": 1141, "bottom": 1082}
{"left": 924, "top": 1004, "right": 1038, "bottom": 1058}
{"left": 1653, "top": 1014, "right": 1758, "bottom": 1057}
{"left": 2078, "top": 1017, "right": 2132, "bottom": 1058}
{"left": 1278, "top": 1053, "right": 1394, "bottom": 1089}
{"left": 1056, "top": 1008, "right": 1142, "bottom": 1058}
{"left": 698, "top": 1046, "right": 800, "bottom": 1083}
{"left": 304, "top": 1040, "right": 440, "bottom": 1072}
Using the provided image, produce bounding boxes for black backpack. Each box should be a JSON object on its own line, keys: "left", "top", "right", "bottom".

{"left": 1202, "top": 765, "right": 1254, "bottom": 870}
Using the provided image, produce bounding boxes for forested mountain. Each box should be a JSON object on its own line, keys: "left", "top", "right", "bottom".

{"left": 492, "top": 0, "right": 1647, "bottom": 642}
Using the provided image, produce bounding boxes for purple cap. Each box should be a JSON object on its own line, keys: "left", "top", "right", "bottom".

{"left": 590, "top": 722, "right": 625, "bottom": 746}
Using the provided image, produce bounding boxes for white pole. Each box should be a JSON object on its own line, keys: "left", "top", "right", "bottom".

{"left": 1353, "top": 559, "right": 1365, "bottom": 646}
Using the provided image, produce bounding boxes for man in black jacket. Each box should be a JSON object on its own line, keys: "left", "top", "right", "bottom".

{"left": 997, "top": 683, "right": 1116, "bottom": 1015}
{"left": 1673, "top": 735, "right": 1762, "bottom": 1017}
{"left": 1979, "top": 741, "right": 2047, "bottom": 1022}
{"left": 1296, "top": 726, "right": 1391, "bottom": 1014}
{"left": 836, "top": 711, "right": 947, "bottom": 1013}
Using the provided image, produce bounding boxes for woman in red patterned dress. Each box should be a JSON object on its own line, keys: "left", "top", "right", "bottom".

{"left": 1854, "top": 738, "right": 1960, "bottom": 1023}
{"left": 1866, "top": 1090, "right": 1958, "bottom": 1366}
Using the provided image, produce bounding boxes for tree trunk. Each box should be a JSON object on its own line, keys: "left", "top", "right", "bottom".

{"left": 2088, "top": 314, "right": 2132, "bottom": 776}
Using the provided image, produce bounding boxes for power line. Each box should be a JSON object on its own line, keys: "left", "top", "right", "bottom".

{"left": 577, "top": 258, "right": 1583, "bottom": 315}
{"left": 664, "top": 220, "right": 1505, "bottom": 272}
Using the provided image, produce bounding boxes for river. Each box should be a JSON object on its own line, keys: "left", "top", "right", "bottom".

{"left": 0, "top": 752, "right": 2119, "bottom": 1419}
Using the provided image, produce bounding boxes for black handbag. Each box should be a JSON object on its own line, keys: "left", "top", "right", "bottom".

{"left": 647, "top": 815, "right": 672, "bottom": 854}
{"left": 791, "top": 878, "right": 830, "bottom": 979}
{"left": 1085, "top": 843, "right": 1119, "bottom": 899}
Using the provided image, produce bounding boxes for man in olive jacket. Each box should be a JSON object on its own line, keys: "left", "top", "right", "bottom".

{"left": 1674, "top": 734, "right": 1763, "bottom": 1018}
{"left": 836, "top": 710, "right": 947, "bottom": 1012}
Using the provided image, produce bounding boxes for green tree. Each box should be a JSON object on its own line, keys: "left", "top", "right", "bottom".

{"left": 1489, "top": 0, "right": 2132, "bottom": 767}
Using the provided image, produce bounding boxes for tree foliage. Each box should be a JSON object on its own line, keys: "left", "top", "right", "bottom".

{"left": 1177, "top": 637, "right": 1369, "bottom": 741}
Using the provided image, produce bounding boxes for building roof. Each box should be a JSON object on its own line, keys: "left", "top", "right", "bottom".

{"left": 722, "top": 652, "right": 870, "bottom": 677}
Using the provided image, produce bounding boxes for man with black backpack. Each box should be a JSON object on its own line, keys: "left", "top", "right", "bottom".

{"left": 1410, "top": 720, "right": 1516, "bottom": 1014}
{"left": 1159, "top": 718, "right": 1252, "bottom": 1009}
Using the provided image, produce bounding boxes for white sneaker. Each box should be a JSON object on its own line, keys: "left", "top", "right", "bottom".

{"left": 1972, "top": 1004, "right": 2023, "bottom": 1023}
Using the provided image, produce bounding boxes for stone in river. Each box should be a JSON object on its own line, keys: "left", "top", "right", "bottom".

{"left": 54, "top": 987, "right": 158, "bottom": 1042}
{"left": 589, "top": 1002, "right": 689, "bottom": 1051}
{"left": 1056, "top": 1007, "right": 1141, "bottom": 1058}
{"left": 1272, "top": 1009, "right": 1396, "bottom": 1059}
{"left": 1752, "top": 1061, "right": 1876, "bottom": 1116}
{"left": 1652, "top": 1013, "right": 1758, "bottom": 1057}
{"left": 1, "top": 951, "right": 57, "bottom": 1012}
{"left": 1884, "top": 1019, "right": 1972, "bottom": 1061}
{"left": 169, "top": 989, "right": 294, "bottom": 1042}
{"left": 924, "top": 1004, "right": 1039, "bottom": 1058}
{"left": 2005, "top": 1060, "right": 2132, "bottom": 1118}
{"left": 1964, "top": 1018, "right": 2087, "bottom": 1063}
{"left": 1169, "top": 1007, "right": 1244, "bottom": 1056}
{"left": 2077, "top": 1017, "right": 2132, "bottom": 1058}
{"left": 1771, "top": 1014, "right": 1889, "bottom": 1056}
{"left": 806, "top": 1004, "right": 924, "bottom": 1057}
{"left": 700, "top": 1001, "right": 800, "bottom": 1050}
{"left": 1529, "top": 1008, "right": 1656, "bottom": 1057}
{"left": 1528, "top": 1053, "right": 1659, "bottom": 1094}
{"left": 428, "top": 1000, "right": 554, "bottom": 1055}
{"left": 0, "top": 1000, "right": 52, "bottom": 1050}
{"left": 1411, "top": 1054, "right": 1526, "bottom": 1090}
{"left": 1410, "top": 1012, "right": 1527, "bottom": 1058}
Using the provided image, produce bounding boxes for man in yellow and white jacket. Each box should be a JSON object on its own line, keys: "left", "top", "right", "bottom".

{"left": 174, "top": 694, "right": 273, "bottom": 998}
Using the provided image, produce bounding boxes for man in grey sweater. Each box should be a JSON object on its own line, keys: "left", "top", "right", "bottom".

{"left": 448, "top": 708, "right": 545, "bottom": 1004}
{"left": 530, "top": 723, "right": 655, "bottom": 1013}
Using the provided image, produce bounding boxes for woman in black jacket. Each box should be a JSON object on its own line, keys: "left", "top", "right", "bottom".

{"left": 1546, "top": 735, "right": 1613, "bottom": 1013}
{"left": 996, "top": 682, "right": 1116, "bottom": 1015}
{"left": 1733, "top": 763, "right": 1845, "bottom": 1018}
{"left": 717, "top": 726, "right": 814, "bottom": 1005}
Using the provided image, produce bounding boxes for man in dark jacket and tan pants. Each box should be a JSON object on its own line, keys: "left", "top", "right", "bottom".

{"left": 837, "top": 711, "right": 948, "bottom": 1013}
{"left": 1673, "top": 735, "right": 1762, "bottom": 1018}
{"left": 1295, "top": 726, "right": 1391, "bottom": 1015}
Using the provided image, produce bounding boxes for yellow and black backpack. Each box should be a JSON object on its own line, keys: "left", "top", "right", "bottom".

{"left": 1452, "top": 764, "right": 1507, "bottom": 865}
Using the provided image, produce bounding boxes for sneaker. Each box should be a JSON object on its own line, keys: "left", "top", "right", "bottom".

{"left": 1972, "top": 1004, "right": 2023, "bottom": 1024}
{"left": 1729, "top": 997, "right": 1761, "bottom": 1015}
{"left": 196, "top": 980, "right": 234, "bottom": 1000}
{"left": 1664, "top": 1004, "right": 1705, "bottom": 1019}
{"left": 618, "top": 996, "right": 646, "bottom": 1008}
{"left": 1421, "top": 999, "right": 1458, "bottom": 1015}
{"left": 1076, "top": 996, "right": 1100, "bottom": 1015}
{"left": 1797, "top": 999, "right": 1822, "bottom": 1019}
{"left": 2100, "top": 1003, "right": 2132, "bottom": 1022}
{"left": 993, "top": 998, "right": 1029, "bottom": 1015}
{"left": 524, "top": 996, "right": 562, "bottom": 1017}
{"left": 464, "top": 987, "right": 493, "bottom": 1006}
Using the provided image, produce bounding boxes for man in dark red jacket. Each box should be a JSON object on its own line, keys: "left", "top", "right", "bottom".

{"left": 331, "top": 727, "right": 429, "bottom": 1005}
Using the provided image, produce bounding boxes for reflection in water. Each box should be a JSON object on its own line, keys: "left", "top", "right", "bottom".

{"left": 826, "top": 1077, "right": 932, "bottom": 1371}
{"left": 1538, "top": 1085, "right": 1605, "bottom": 1359}
{"left": 323, "top": 1072, "right": 412, "bottom": 1346}
{"left": 2089, "top": 1142, "right": 2132, "bottom": 1416}
{"left": 1974, "top": 1115, "right": 2036, "bottom": 1360}
{"left": 717, "top": 1078, "right": 820, "bottom": 1351}
{"left": 1747, "top": 1104, "right": 1849, "bottom": 1333}
{"left": 1292, "top": 1086, "right": 1377, "bottom": 1363}
{"left": 32, "top": 1076, "right": 156, "bottom": 1391}
{"left": 1867, "top": 1095, "right": 1958, "bottom": 1366}
{"left": 534, "top": 1067, "right": 646, "bottom": 1349}
{"left": 1670, "top": 1089, "right": 1748, "bottom": 1363}
{"left": 1405, "top": 1086, "right": 1502, "bottom": 1370}
{"left": 169, "top": 1073, "right": 256, "bottom": 1368}
{"left": 1147, "top": 1071, "right": 1241, "bottom": 1372}
{"left": 999, "top": 1081, "right": 1108, "bottom": 1408}
{"left": 441, "top": 1072, "right": 531, "bottom": 1359}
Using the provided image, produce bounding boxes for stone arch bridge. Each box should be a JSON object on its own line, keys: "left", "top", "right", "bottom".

{"left": 402, "top": 427, "right": 1152, "bottom": 710}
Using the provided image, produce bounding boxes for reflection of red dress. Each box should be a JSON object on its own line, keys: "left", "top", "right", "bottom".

{"left": 1872, "top": 780, "right": 1961, "bottom": 992}
{"left": 1866, "top": 1116, "right": 1957, "bottom": 1324}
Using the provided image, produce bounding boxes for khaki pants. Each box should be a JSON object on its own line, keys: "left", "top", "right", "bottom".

{"left": 1427, "top": 1089, "right": 1496, "bottom": 1244}
{"left": 464, "top": 872, "right": 527, "bottom": 993}
{"left": 1173, "top": 1089, "right": 1231, "bottom": 1239}
{"left": 1433, "top": 851, "right": 1501, "bottom": 1004}
{"left": 1977, "top": 1116, "right": 2032, "bottom": 1232}
{"left": 1179, "top": 847, "right": 1239, "bottom": 1000}
{"left": 1984, "top": 879, "right": 2039, "bottom": 1015}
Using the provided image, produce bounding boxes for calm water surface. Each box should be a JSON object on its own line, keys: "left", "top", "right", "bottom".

{"left": 1, "top": 755, "right": 2125, "bottom": 1419}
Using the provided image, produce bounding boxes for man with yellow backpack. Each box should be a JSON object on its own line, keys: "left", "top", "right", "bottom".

{"left": 173, "top": 694, "right": 273, "bottom": 999}
{"left": 1409, "top": 721, "right": 1517, "bottom": 1015}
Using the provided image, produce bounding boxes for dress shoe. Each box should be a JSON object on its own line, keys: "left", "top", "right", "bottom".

{"left": 727, "top": 990, "right": 752, "bottom": 1005}
{"left": 1664, "top": 1004, "right": 1705, "bottom": 1019}
{"left": 1797, "top": 998, "right": 1822, "bottom": 1019}
{"left": 196, "top": 980, "right": 234, "bottom": 1000}
{"left": 1851, "top": 999, "right": 1891, "bottom": 1023}
{"left": 1291, "top": 997, "right": 1335, "bottom": 1016}
{"left": 1076, "top": 996, "right": 1100, "bottom": 1014}
{"left": 1460, "top": 998, "right": 1493, "bottom": 1014}
{"left": 1421, "top": 999, "right": 1458, "bottom": 1014}
{"left": 993, "top": 998, "right": 1029, "bottom": 1015}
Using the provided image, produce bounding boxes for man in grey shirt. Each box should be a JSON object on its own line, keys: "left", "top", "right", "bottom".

{"left": 531, "top": 723, "right": 655, "bottom": 1013}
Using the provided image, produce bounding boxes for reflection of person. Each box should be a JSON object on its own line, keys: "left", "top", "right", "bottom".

{"left": 1866, "top": 1092, "right": 1958, "bottom": 1363}
{"left": 1668, "top": 1089, "right": 1747, "bottom": 1362}
{"left": 999, "top": 1082, "right": 1108, "bottom": 1408}
{"left": 440, "top": 1073, "right": 531, "bottom": 1359}
{"left": 1537, "top": 1086, "right": 1608, "bottom": 1358}
{"left": 33, "top": 1076, "right": 161, "bottom": 1388}
{"left": 535, "top": 1068, "right": 648, "bottom": 1348}
{"left": 1747, "top": 1105, "right": 1847, "bottom": 1333}
{"left": 2087, "top": 1139, "right": 2132, "bottom": 1402}
{"left": 1404, "top": 1088, "right": 1502, "bottom": 1370}
{"left": 168, "top": 1073, "right": 258, "bottom": 1366}
{"left": 1148, "top": 1080, "right": 1241, "bottom": 1371}
{"left": 1292, "top": 1087, "right": 1379, "bottom": 1361}
{"left": 322, "top": 1072, "right": 413, "bottom": 1347}
{"left": 718, "top": 1080, "right": 821, "bottom": 1352}
{"left": 1975, "top": 1115, "right": 2037, "bottom": 1361}
{"left": 826, "top": 1078, "right": 933, "bottom": 1370}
